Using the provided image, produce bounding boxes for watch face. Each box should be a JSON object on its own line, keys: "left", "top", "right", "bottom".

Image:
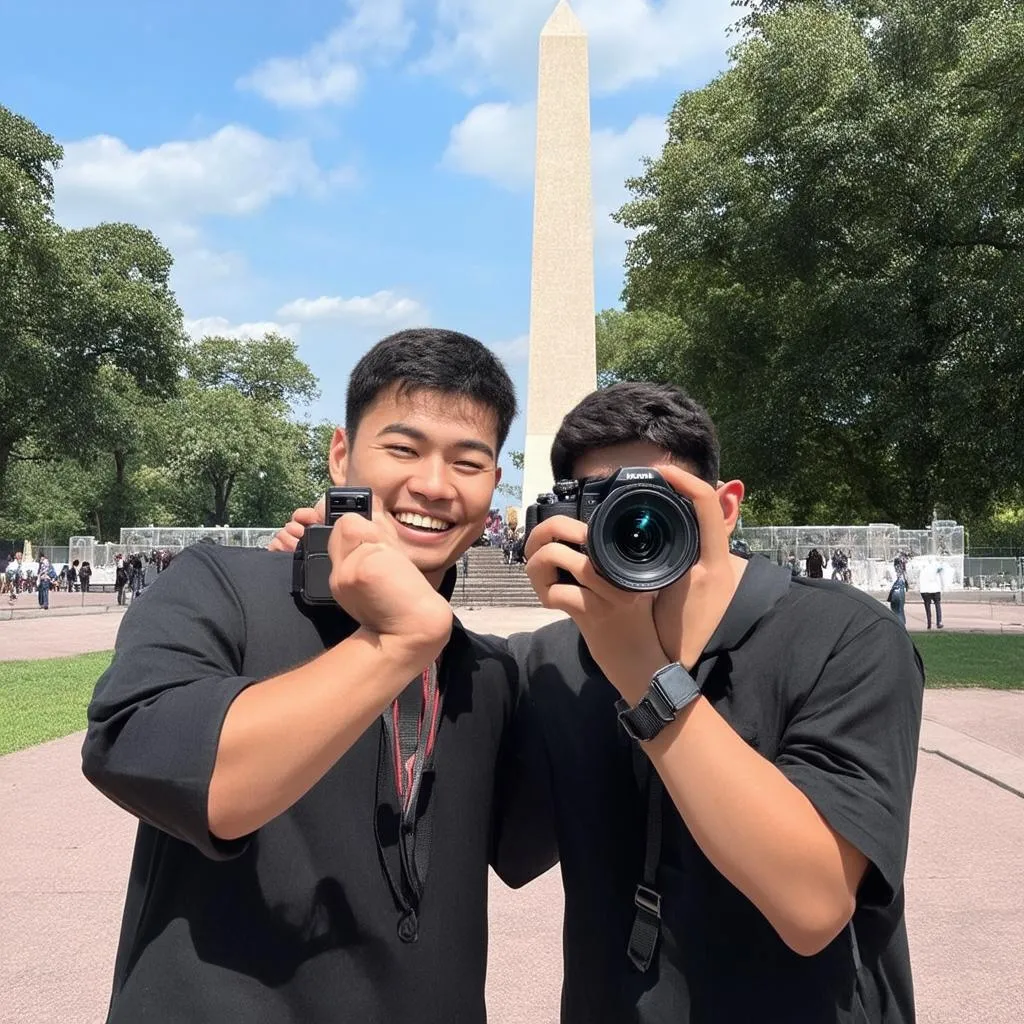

{"left": 653, "top": 664, "right": 698, "bottom": 711}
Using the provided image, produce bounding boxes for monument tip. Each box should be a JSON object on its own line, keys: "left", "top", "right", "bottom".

{"left": 542, "top": 0, "right": 586, "bottom": 37}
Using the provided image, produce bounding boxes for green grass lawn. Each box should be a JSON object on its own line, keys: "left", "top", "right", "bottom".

{"left": 913, "top": 633, "right": 1024, "bottom": 689}
{"left": 0, "top": 635, "right": 1021, "bottom": 756}
{"left": 0, "top": 651, "right": 112, "bottom": 756}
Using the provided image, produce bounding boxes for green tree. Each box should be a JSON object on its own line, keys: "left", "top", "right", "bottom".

{"left": 167, "top": 333, "right": 321, "bottom": 526}
{"left": 185, "top": 331, "right": 319, "bottom": 406}
{"left": 72, "top": 364, "right": 174, "bottom": 535}
{"left": 615, "top": 0, "right": 1024, "bottom": 527}
{"left": 0, "top": 106, "right": 63, "bottom": 502}
{"left": 0, "top": 106, "right": 186, "bottom": 507}
{"left": 731, "top": 0, "right": 887, "bottom": 35}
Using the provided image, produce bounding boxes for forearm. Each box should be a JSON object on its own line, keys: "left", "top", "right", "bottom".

{"left": 209, "top": 628, "right": 432, "bottom": 841}
{"left": 645, "top": 698, "right": 861, "bottom": 955}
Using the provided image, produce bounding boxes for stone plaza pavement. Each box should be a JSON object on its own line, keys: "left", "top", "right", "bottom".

{"left": 1, "top": 608, "right": 1022, "bottom": 1022}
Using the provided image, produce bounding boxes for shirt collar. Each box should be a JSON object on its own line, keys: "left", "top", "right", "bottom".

{"left": 439, "top": 565, "right": 458, "bottom": 602}
{"left": 701, "top": 554, "right": 793, "bottom": 659}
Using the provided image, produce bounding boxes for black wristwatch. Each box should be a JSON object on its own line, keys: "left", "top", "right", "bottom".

{"left": 616, "top": 663, "right": 701, "bottom": 742}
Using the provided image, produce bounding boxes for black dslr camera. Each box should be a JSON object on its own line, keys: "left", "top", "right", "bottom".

{"left": 524, "top": 467, "right": 700, "bottom": 592}
{"left": 292, "top": 487, "right": 373, "bottom": 606}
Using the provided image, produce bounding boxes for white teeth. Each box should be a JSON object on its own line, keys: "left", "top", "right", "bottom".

{"left": 395, "top": 512, "right": 451, "bottom": 532}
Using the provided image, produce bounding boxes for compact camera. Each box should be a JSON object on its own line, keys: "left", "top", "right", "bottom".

{"left": 292, "top": 487, "right": 373, "bottom": 606}
{"left": 523, "top": 467, "right": 700, "bottom": 592}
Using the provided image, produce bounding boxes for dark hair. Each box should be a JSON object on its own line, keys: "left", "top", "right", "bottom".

{"left": 551, "top": 382, "right": 720, "bottom": 485}
{"left": 346, "top": 329, "right": 517, "bottom": 453}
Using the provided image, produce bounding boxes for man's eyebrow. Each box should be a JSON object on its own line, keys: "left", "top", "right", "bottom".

{"left": 376, "top": 422, "right": 496, "bottom": 461}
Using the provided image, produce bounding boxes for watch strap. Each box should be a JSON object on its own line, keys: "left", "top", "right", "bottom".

{"left": 616, "top": 662, "right": 701, "bottom": 742}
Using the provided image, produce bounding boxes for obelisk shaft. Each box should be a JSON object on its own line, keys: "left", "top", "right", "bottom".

{"left": 522, "top": 0, "right": 597, "bottom": 510}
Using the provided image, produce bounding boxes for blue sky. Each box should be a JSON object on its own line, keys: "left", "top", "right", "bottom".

{"left": 2, "top": 0, "right": 735, "bottom": 487}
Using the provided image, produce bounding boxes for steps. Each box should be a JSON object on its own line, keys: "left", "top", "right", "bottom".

{"left": 451, "top": 546, "right": 542, "bottom": 608}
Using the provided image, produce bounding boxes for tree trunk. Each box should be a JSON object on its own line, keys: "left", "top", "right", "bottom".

{"left": 213, "top": 474, "right": 236, "bottom": 526}
{"left": 114, "top": 450, "right": 126, "bottom": 487}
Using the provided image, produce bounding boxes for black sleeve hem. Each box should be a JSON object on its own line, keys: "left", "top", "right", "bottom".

{"left": 780, "top": 764, "right": 902, "bottom": 909}
{"left": 83, "top": 673, "right": 260, "bottom": 861}
{"left": 81, "top": 544, "right": 261, "bottom": 862}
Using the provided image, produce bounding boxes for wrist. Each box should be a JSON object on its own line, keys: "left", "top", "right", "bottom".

{"left": 616, "top": 661, "right": 703, "bottom": 744}
{"left": 610, "top": 651, "right": 675, "bottom": 707}
{"left": 359, "top": 625, "right": 446, "bottom": 673}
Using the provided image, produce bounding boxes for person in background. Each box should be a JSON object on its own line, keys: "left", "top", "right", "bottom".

{"left": 805, "top": 547, "right": 826, "bottom": 579}
{"left": 115, "top": 559, "right": 129, "bottom": 605}
{"left": 6, "top": 551, "right": 24, "bottom": 602}
{"left": 129, "top": 552, "right": 145, "bottom": 600}
{"left": 36, "top": 556, "right": 56, "bottom": 610}
{"left": 917, "top": 561, "right": 947, "bottom": 630}
{"left": 68, "top": 559, "right": 79, "bottom": 593}
{"left": 79, "top": 560, "right": 92, "bottom": 593}
{"left": 887, "top": 573, "right": 908, "bottom": 627}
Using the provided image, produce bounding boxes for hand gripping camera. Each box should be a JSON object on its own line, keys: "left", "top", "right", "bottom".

{"left": 524, "top": 467, "right": 700, "bottom": 592}
{"left": 292, "top": 487, "right": 373, "bottom": 606}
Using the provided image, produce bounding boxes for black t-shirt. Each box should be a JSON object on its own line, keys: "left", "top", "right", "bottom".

{"left": 82, "top": 544, "right": 555, "bottom": 1024}
{"left": 512, "top": 555, "right": 924, "bottom": 1024}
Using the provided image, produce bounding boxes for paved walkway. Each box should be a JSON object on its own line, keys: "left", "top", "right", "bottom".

{"left": 1, "top": 610, "right": 1022, "bottom": 1023}
{"left": 2, "top": 597, "right": 1022, "bottom": 662}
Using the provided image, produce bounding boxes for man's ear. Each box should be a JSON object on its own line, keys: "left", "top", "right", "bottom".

{"left": 328, "top": 427, "right": 350, "bottom": 485}
{"left": 494, "top": 465, "right": 502, "bottom": 488}
{"left": 716, "top": 479, "right": 746, "bottom": 536}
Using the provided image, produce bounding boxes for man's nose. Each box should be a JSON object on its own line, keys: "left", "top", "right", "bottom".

{"left": 408, "top": 460, "right": 458, "bottom": 502}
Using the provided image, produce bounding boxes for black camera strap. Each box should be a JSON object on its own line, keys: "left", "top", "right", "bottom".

{"left": 627, "top": 653, "right": 722, "bottom": 974}
{"left": 626, "top": 555, "right": 795, "bottom": 973}
{"left": 376, "top": 658, "right": 444, "bottom": 943}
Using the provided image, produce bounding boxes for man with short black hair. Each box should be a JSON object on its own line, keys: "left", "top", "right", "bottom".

{"left": 82, "top": 328, "right": 555, "bottom": 1023}
{"left": 516, "top": 381, "right": 923, "bottom": 1023}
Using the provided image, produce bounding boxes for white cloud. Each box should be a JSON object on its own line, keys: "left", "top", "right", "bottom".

{"left": 591, "top": 114, "right": 667, "bottom": 260}
{"left": 239, "top": 0, "right": 414, "bottom": 108}
{"left": 277, "top": 291, "right": 427, "bottom": 327}
{"left": 423, "top": 0, "right": 734, "bottom": 95}
{"left": 488, "top": 334, "right": 530, "bottom": 364}
{"left": 54, "top": 125, "right": 353, "bottom": 324}
{"left": 240, "top": 60, "right": 361, "bottom": 109}
{"left": 56, "top": 125, "right": 339, "bottom": 229}
{"left": 441, "top": 102, "right": 535, "bottom": 189}
{"left": 185, "top": 317, "right": 302, "bottom": 341}
{"left": 442, "top": 102, "right": 666, "bottom": 263}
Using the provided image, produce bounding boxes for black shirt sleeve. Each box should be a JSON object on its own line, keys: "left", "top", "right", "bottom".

{"left": 488, "top": 631, "right": 559, "bottom": 889}
{"left": 775, "top": 617, "right": 924, "bottom": 908}
{"left": 81, "top": 544, "right": 259, "bottom": 861}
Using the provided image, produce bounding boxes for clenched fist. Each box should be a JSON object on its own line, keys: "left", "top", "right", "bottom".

{"left": 328, "top": 513, "right": 453, "bottom": 661}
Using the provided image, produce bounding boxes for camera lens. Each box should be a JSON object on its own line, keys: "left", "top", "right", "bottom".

{"left": 588, "top": 486, "right": 700, "bottom": 592}
{"left": 613, "top": 509, "right": 665, "bottom": 563}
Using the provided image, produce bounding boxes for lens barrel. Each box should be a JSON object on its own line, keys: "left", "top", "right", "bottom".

{"left": 587, "top": 486, "right": 700, "bottom": 592}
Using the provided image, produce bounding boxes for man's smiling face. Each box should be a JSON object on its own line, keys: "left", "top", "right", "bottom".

{"left": 329, "top": 385, "right": 502, "bottom": 586}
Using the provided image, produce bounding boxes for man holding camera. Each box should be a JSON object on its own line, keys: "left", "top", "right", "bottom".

{"left": 514, "top": 382, "right": 923, "bottom": 1023}
{"left": 81, "top": 329, "right": 555, "bottom": 1023}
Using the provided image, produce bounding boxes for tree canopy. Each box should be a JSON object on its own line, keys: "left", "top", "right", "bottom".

{"left": 608, "top": 0, "right": 1024, "bottom": 528}
{"left": 0, "top": 106, "right": 333, "bottom": 543}
{"left": 0, "top": 106, "right": 186, "bottom": 506}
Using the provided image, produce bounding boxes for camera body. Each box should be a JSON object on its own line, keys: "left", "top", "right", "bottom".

{"left": 524, "top": 467, "right": 700, "bottom": 592}
{"left": 292, "top": 487, "right": 373, "bottom": 606}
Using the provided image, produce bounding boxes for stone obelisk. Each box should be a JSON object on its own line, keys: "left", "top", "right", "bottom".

{"left": 521, "top": 0, "right": 596, "bottom": 510}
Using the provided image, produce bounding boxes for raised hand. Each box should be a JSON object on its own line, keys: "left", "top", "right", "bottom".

{"left": 523, "top": 515, "right": 669, "bottom": 704}
{"left": 649, "top": 466, "right": 741, "bottom": 672}
{"left": 328, "top": 513, "right": 453, "bottom": 661}
{"left": 267, "top": 497, "right": 326, "bottom": 553}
